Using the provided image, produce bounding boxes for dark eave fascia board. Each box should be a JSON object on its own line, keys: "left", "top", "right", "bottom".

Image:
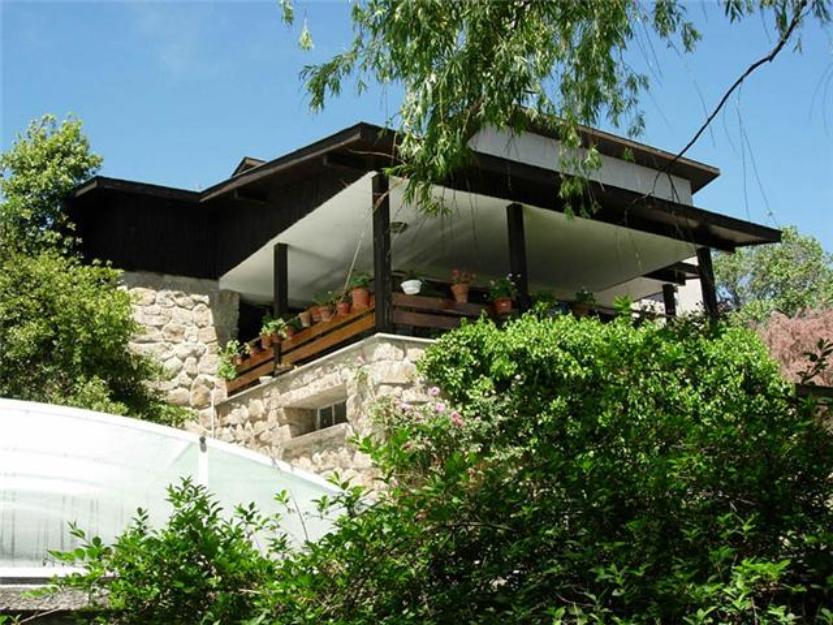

{"left": 457, "top": 151, "right": 780, "bottom": 250}
{"left": 200, "top": 123, "right": 372, "bottom": 202}
{"left": 73, "top": 176, "right": 201, "bottom": 202}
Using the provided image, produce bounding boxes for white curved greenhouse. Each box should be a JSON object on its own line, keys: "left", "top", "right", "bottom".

{"left": 0, "top": 399, "right": 341, "bottom": 581}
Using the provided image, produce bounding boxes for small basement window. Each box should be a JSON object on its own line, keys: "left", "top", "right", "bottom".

{"left": 315, "top": 400, "right": 347, "bottom": 431}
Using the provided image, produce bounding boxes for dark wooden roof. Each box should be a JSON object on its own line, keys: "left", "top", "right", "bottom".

{"left": 69, "top": 121, "right": 780, "bottom": 281}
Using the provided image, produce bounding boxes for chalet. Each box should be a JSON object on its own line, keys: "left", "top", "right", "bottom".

{"left": 68, "top": 122, "right": 780, "bottom": 484}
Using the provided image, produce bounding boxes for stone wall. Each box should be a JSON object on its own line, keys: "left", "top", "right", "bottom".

{"left": 122, "top": 271, "right": 239, "bottom": 421}
{"left": 207, "top": 334, "right": 433, "bottom": 487}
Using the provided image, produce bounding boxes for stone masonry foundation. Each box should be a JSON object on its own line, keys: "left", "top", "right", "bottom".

{"left": 122, "top": 271, "right": 239, "bottom": 422}
{"left": 204, "top": 334, "right": 434, "bottom": 487}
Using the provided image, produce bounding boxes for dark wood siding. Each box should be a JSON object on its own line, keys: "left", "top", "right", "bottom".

{"left": 212, "top": 168, "right": 363, "bottom": 276}
{"left": 71, "top": 189, "right": 217, "bottom": 279}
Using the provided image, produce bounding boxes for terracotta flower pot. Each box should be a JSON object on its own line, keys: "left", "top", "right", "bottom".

{"left": 572, "top": 303, "right": 590, "bottom": 318}
{"left": 232, "top": 354, "right": 243, "bottom": 367}
{"left": 319, "top": 305, "right": 335, "bottom": 322}
{"left": 310, "top": 306, "right": 322, "bottom": 323}
{"left": 336, "top": 300, "right": 351, "bottom": 316}
{"left": 351, "top": 287, "right": 371, "bottom": 310}
{"left": 494, "top": 297, "right": 513, "bottom": 315}
{"left": 285, "top": 326, "right": 296, "bottom": 339}
{"left": 450, "top": 283, "right": 470, "bottom": 303}
{"left": 260, "top": 333, "right": 273, "bottom": 349}
{"left": 298, "top": 310, "right": 312, "bottom": 327}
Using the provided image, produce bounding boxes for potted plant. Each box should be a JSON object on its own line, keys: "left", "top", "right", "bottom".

{"left": 450, "top": 269, "right": 475, "bottom": 303}
{"left": 336, "top": 292, "right": 351, "bottom": 316}
{"left": 572, "top": 288, "right": 595, "bottom": 317}
{"left": 315, "top": 292, "right": 335, "bottom": 323}
{"left": 309, "top": 303, "right": 322, "bottom": 324}
{"left": 260, "top": 315, "right": 287, "bottom": 349}
{"left": 284, "top": 316, "right": 301, "bottom": 339}
{"left": 348, "top": 272, "right": 372, "bottom": 309}
{"left": 489, "top": 274, "right": 518, "bottom": 315}
{"left": 218, "top": 340, "right": 243, "bottom": 381}
{"left": 400, "top": 270, "right": 423, "bottom": 295}
{"left": 298, "top": 308, "right": 312, "bottom": 328}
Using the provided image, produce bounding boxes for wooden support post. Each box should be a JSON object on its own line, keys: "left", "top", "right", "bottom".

{"left": 273, "top": 243, "right": 288, "bottom": 370}
{"left": 273, "top": 243, "right": 288, "bottom": 318}
{"left": 696, "top": 247, "right": 719, "bottom": 319}
{"left": 506, "top": 203, "right": 530, "bottom": 312}
{"left": 372, "top": 174, "right": 393, "bottom": 332}
{"left": 662, "top": 283, "right": 677, "bottom": 317}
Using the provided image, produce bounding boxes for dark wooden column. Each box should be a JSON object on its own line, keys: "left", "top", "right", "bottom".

{"left": 272, "top": 243, "right": 288, "bottom": 318}
{"left": 372, "top": 174, "right": 392, "bottom": 332}
{"left": 273, "top": 243, "right": 288, "bottom": 370}
{"left": 662, "top": 283, "right": 677, "bottom": 317}
{"left": 696, "top": 246, "right": 719, "bottom": 319}
{"left": 506, "top": 203, "right": 530, "bottom": 312}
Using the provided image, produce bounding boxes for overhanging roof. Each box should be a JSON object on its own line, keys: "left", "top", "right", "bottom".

{"left": 71, "top": 121, "right": 781, "bottom": 278}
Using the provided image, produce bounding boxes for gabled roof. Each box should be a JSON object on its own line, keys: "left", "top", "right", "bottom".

{"left": 232, "top": 156, "right": 266, "bottom": 177}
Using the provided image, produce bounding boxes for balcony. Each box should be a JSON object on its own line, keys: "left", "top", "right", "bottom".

{"left": 227, "top": 292, "right": 495, "bottom": 395}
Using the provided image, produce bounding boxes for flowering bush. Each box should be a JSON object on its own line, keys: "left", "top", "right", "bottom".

{"left": 757, "top": 309, "right": 833, "bottom": 386}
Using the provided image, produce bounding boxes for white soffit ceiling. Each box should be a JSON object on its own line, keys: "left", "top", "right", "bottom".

{"left": 219, "top": 173, "right": 699, "bottom": 306}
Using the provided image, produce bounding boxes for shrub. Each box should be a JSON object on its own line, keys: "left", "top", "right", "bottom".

{"left": 757, "top": 309, "right": 833, "bottom": 386}
{"left": 50, "top": 315, "right": 833, "bottom": 623}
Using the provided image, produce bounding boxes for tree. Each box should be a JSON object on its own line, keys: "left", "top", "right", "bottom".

{"left": 714, "top": 226, "right": 833, "bottom": 321}
{"left": 281, "top": 0, "right": 830, "bottom": 214}
{"left": 53, "top": 315, "right": 833, "bottom": 623}
{"left": 0, "top": 115, "right": 185, "bottom": 424}
{"left": 0, "top": 115, "right": 100, "bottom": 255}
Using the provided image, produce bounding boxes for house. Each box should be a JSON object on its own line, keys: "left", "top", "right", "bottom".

{"left": 68, "top": 122, "right": 780, "bottom": 484}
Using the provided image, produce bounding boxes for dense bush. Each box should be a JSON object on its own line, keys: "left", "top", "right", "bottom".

{"left": 52, "top": 315, "right": 833, "bottom": 623}
{"left": 0, "top": 249, "right": 185, "bottom": 424}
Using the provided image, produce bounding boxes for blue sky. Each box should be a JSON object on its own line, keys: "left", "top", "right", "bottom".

{"left": 2, "top": 1, "right": 832, "bottom": 249}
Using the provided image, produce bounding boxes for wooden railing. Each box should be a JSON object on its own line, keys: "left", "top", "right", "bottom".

{"left": 391, "top": 292, "right": 492, "bottom": 329}
{"left": 226, "top": 294, "right": 500, "bottom": 395}
{"left": 226, "top": 304, "right": 376, "bottom": 394}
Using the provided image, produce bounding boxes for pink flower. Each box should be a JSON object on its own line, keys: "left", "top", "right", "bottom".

{"left": 398, "top": 401, "right": 413, "bottom": 412}
{"left": 434, "top": 402, "right": 446, "bottom": 413}
{"left": 429, "top": 386, "right": 440, "bottom": 397}
{"left": 450, "top": 411, "right": 464, "bottom": 427}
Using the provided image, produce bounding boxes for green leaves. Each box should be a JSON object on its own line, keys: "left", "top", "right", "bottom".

{"left": 0, "top": 115, "right": 186, "bottom": 424}
{"left": 47, "top": 314, "right": 833, "bottom": 623}
{"left": 714, "top": 225, "right": 833, "bottom": 320}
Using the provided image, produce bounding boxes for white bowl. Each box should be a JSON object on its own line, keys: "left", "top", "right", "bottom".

{"left": 401, "top": 279, "right": 422, "bottom": 295}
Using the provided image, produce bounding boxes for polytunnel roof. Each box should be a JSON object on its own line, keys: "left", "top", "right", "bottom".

{"left": 0, "top": 399, "right": 341, "bottom": 581}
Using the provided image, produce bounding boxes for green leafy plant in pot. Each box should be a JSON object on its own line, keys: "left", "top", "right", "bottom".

{"left": 489, "top": 274, "right": 519, "bottom": 315}
{"left": 348, "top": 272, "right": 372, "bottom": 309}
{"left": 314, "top": 292, "right": 336, "bottom": 322}
{"left": 217, "top": 340, "right": 244, "bottom": 381}
{"left": 572, "top": 288, "right": 595, "bottom": 317}
{"left": 336, "top": 291, "right": 351, "bottom": 316}
{"left": 259, "top": 315, "right": 288, "bottom": 348}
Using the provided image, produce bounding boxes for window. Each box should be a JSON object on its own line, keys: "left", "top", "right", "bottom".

{"left": 315, "top": 400, "right": 347, "bottom": 430}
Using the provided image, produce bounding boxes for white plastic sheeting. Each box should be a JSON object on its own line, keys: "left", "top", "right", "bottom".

{"left": 0, "top": 399, "right": 341, "bottom": 578}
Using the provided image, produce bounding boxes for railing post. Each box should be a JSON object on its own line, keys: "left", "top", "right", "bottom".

{"left": 372, "top": 174, "right": 393, "bottom": 332}
{"left": 273, "top": 243, "right": 288, "bottom": 370}
{"left": 696, "top": 247, "right": 719, "bottom": 319}
{"left": 662, "top": 283, "right": 677, "bottom": 317}
{"left": 506, "top": 203, "right": 530, "bottom": 312}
